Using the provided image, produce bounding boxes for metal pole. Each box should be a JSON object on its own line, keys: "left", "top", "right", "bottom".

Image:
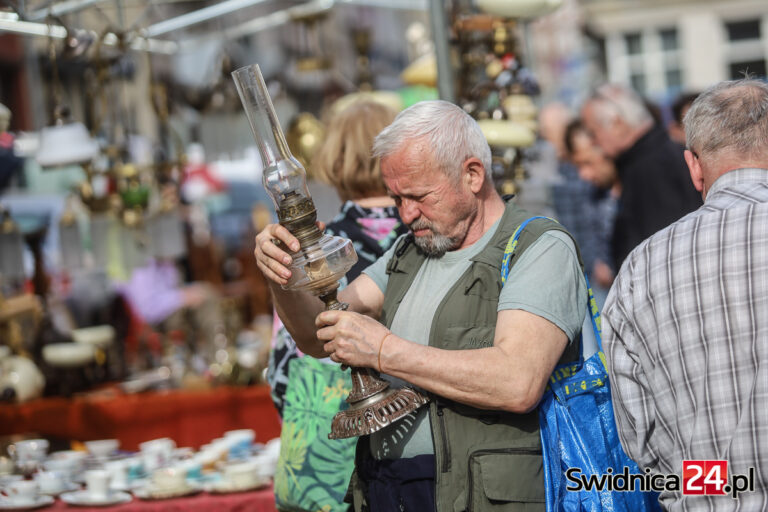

{"left": 428, "top": 0, "right": 455, "bottom": 103}
{"left": 142, "top": 0, "right": 271, "bottom": 38}
{"left": 28, "top": 0, "right": 112, "bottom": 21}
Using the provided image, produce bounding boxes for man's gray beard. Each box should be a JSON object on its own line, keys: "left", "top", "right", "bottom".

{"left": 412, "top": 230, "right": 460, "bottom": 258}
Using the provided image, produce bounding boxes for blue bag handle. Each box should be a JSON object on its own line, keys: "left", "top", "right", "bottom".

{"left": 501, "top": 216, "right": 603, "bottom": 354}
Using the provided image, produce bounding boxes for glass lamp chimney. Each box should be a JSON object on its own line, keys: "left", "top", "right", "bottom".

{"left": 231, "top": 65, "right": 317, "bottom": 241}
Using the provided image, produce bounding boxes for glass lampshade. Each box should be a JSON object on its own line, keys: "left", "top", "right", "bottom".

{"left": 59, "top": 216, "right": 83, "bottom": 271}
{"left": 232, "top": 63, "right": 357, "bottom": 297}
{"left": 231, "top": 64, "right": 312, "bottom": 213}
{"left": 0, "top": 209, "right": 25, "bottom": 284}
{"left": 89, "top": 213, "right": 112, "bottom": 270}
{"left": 147, "top": 208, "right": 187, "bottom": 260}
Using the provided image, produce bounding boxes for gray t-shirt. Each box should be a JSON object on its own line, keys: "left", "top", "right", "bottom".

{"left": 362, "top": 222, "right": 587, "bottom": 459}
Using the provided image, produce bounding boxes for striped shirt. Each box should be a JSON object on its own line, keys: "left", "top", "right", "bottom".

{"left": 603, "top": 168, "right": 768, "bottom": 511}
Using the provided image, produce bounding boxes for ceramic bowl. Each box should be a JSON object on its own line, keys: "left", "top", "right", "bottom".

{"left": 71, "top": 326, "right": 115, "bottom": 349}
{"left": 42, "top": 343, "right": 94, "bottom": 368}
{"left": 84, "top": 440, "right": 119, "bottom": 458}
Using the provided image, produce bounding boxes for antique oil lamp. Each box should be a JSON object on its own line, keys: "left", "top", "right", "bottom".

{"left": 232, "top": 64, "right": 427, "bottom": 439}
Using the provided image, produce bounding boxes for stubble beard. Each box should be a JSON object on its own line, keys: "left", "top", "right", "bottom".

{"left": 409, "top": 218, "right": 462, "bottom": 258}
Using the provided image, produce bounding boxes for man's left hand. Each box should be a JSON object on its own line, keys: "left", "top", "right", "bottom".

{"left": 315, "top": 310, "right": 390, "bottom": 369}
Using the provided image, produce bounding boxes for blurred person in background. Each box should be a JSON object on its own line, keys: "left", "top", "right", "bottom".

{"left": 266, "top": 100, "right": 404, "bottom": 512}
{"left": 667, "top": 92, "right": 700, "bottom": 147}
{"left": 581, "top": 84, "right": 702, "bottom": 270}
{"left": 539, "top": 104, "right": 607, "bottom": 292}
{"left": 603, "top": 78, "right": 768, "bottom": 511}
{"left": 563, "top": 119, "right": 619, "bottom": 294}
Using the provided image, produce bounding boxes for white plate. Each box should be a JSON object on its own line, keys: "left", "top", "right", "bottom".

{"left": 133, "top": 483, "right": 201, "bottom": 500}
{"left": 0, "top": 495, "right": 54, "bottom": 510}
{"left": 204, "top": 478, "right": 270, "bottom": 494}
{"left": 60, "top": 490, "right": 132, "bottom": 506}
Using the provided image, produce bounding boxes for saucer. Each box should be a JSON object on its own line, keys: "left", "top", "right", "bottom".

{"left": 110, "top": 480, "right": 145, "bottom": 492}
{"left": 133, "top": 483, "right": 200, "bottom": 500}
{"left": 60, "top": 490, "right": 132, "bottom": 507}
{"left": 38, "top": 481, "right": 80, "bottom": 496}
{"left": 0, "top": 495, "right": 54, "bottom": 510}
{"left": 204, "top": 478, "right": 270, "bottom": 494}
{"left": 0, "top": 476, "right": 22, "bottom": 487}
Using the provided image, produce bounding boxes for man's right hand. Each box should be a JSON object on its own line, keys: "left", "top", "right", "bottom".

{"left": 253, "top": 223, "right": 302, "bottom": 286}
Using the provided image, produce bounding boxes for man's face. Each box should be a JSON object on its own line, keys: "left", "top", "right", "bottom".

{"left": 381, "top": 142, "right": 475, "bottom": 257}
{"left": 570, "top": 131, "right": 617, "bottom": 190}
{"left": 581, "top": 102, "right": 623, "bottom": 159}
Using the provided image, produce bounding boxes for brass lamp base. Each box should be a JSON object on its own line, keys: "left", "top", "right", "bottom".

{"left": 317, "top": 290, "right": 429, "bottom": 440}
{"left": 329, "top": 368, "right": 429, "bottom": 439}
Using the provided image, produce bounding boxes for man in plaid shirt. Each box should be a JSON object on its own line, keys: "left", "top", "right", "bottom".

{"left": 603, "top": 78, "right": 768, "bottom": 511}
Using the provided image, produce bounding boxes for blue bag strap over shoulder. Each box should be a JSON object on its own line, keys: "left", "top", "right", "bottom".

{"left": 501, "top": 216, "right": 603, "bottom": 354}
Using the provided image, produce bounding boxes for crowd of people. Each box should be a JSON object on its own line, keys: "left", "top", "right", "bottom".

{"left": 259, "top": 78, "right": 768, "bottom": 512}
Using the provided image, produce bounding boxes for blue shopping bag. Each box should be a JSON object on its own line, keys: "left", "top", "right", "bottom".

{"left": 502, "top": 216, "right": 661, "bottom": 512}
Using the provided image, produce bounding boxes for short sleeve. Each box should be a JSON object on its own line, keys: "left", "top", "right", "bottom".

{"left": 360, "top": 234, "right": 406, "bottom": 294}
{"left": 498, "top": 230, "right": 587, "bottom": 341}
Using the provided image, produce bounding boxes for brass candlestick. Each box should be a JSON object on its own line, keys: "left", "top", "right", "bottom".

{"left": 232, "top": 64, "right": 428, "bottom": 439}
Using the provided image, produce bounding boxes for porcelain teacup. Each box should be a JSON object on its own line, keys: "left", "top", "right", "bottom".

{"left": 150, "top": 467, "right": 185, "bottom": 492}
{"left": 223, "top": 460, "right": 259, "bottom": 488}
{"left": 84, "top": 469, "right": 111, "bottom": 500}
{"left": 35, "top": 471, "right": 66, "bottom": 494}
{"left": 5, "top": 480, "right": 39, "bottom": 505}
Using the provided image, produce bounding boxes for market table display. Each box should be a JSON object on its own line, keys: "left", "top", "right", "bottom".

{"left": 23, "top": 484, "right": 277, "bottom": 511}
{"left": 0, "top": 385, "right": 281, "bottom": 450}
{"left": 0, "top": 428, "right": 280, "bottom": 511}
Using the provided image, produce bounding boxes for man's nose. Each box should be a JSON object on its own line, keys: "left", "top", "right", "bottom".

{"left": 399, "top": 199, "right": 420, "bottom": 224}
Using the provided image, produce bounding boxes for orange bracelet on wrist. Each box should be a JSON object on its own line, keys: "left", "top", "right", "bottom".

{"left": 377, "top": 333, "right": 393, "bottom": 373}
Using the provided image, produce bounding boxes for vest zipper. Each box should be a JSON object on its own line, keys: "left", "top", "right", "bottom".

{"left": 436, "top": 405, "right": 451, "bottom": 473}
{"left": 466, "top": 447, "right": 542, "bottom": 511}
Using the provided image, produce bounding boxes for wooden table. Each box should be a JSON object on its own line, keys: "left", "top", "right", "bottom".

{"left": 0, "top": 385, "right": 281, "bottom": 449}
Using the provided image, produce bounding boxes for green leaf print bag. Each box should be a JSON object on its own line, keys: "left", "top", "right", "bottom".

{"left": 274, "top": 356, "right": 356, "bottom": 512}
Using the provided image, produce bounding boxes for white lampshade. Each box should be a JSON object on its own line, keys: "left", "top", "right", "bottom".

{"left": 36, "top": 122, "right": 99, "bottom": 168}
{"left": 475, "top": 0, "right": 563, "bottom": 18}
{"left": 477, "top": 119, "right": 536, "bottom": 148}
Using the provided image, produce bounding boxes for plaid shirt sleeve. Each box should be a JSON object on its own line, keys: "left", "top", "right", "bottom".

{"left": 602, "top": 257, "right": 659, "bottom": 472}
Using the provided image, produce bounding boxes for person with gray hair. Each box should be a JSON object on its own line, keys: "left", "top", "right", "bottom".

{"left": 602, "top": 78, "right": 768, "bottom": 511}
{"left": 254, "top": 99, "right": 587, "bottom": 511}
{"left": 581, "top": 84, "right": 701, "bottom": 270}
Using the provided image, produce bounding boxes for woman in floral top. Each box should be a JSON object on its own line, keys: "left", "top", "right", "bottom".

{"left": 267, "top": 100, "right": 406, "bottom": 512}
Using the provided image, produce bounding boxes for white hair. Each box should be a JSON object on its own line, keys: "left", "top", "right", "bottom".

{"left": 372, "top": 100, "right": 492, "bottom": 180}
{"left": 588, "top": 83, "right": 653, "bottom": 128}
{"left": 684, "top": 79, "right": 768, "bottom": 160}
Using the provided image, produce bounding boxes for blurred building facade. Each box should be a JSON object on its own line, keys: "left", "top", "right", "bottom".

{"left": 582, "top": 0, "right": 768, "bottom": 101}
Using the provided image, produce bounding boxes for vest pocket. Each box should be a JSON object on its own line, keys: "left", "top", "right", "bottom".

{"left": 467, "top": 449, "right": 545, "bottom": 511}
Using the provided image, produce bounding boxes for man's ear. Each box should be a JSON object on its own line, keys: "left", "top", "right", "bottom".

{"left": 684, "top": 149, "right": 704, "bottom": 194}
{"left": 462, "top": 157, "right": 486, "bottom": 193}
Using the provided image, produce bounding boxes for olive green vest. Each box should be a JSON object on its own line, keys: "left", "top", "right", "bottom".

{"left": 351, "top": 199, "right": 582, "bottom": 512}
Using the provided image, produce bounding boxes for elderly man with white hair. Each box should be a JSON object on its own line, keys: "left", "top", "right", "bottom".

{"left": 581, "top": 84, "right": 701, "bottom": 270}
{"left": 255, "top": 100, "right": 588, "bottom": 512}
{"left": 603, "top": 78, "right": 768, "bottom": 511}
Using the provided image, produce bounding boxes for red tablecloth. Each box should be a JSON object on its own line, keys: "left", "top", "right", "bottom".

{"left": 43, "top": 485, "right": 276, "bottom": 511}
{"left": 0, "top": 385, "right": 281, "bottom": 450}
